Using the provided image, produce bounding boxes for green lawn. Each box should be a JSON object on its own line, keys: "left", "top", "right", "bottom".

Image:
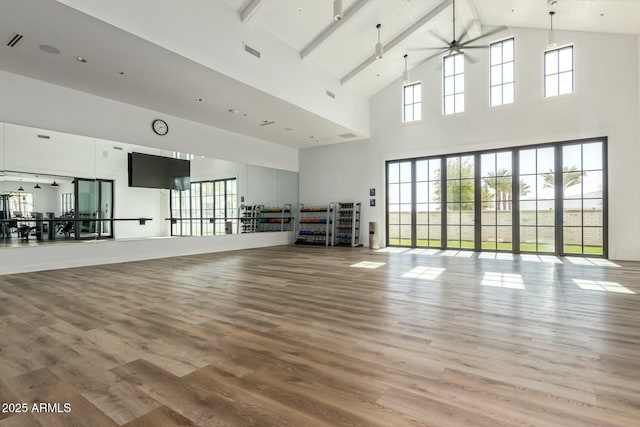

{"left": 387, "top": 238, "right": 603, "bottom": 255}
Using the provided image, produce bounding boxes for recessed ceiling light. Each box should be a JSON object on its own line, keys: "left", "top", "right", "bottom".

{"left": 76, "top": 56, "right": 87, "bottom": 63}
{"left": 298, "top": 8, "right": 303, "bottom": 12}
{"left": 228, "top": 108, "right": 240, "bottom": 114}
{"left": 308, "top": 135, "right": 314, "bottom": 139}
{"left": 195, "top": 97, "right": 204, "bottom": 102}
{"left": 39, "top": 45, "right": 60, "bottom": 54}
{"left": 118, "top": 71, "right": 125, "bottom": 76}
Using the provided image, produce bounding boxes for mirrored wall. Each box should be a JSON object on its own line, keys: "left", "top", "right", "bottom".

{"left": 0, "top": 122, "right": 298, "bottom": 247}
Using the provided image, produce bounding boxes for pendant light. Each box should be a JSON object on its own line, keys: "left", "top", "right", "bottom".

{"left": 402, "top": 54, "right": 410, "bottom": 83}
{"left": 333, "top": 0, "right": 343, "bottom": 21}
{"left": 547, "top": 11, "right": 557, "bottom": 48}
{"left": 34, "top": 175, "right": 41, "bottom": 189}
{"left": 51, "top": 181, "right": 59, "bottom": 187}
{"left": 375, "top": 24, "right": 383, "bottom": 59}
{"left": 18, "top": 179, "right": 24, "bottom": 192}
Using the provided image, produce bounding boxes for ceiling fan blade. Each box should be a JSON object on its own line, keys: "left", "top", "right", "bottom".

{"left": 460, "top": 45, "right": 489, "bottom": 49}
{"left": 464, "top": 26, "right": 508, "bottom": 45}
{"left": 412, "top": 48, "right": 449, "bottom": 70}
{"left": 458, "top": 26, "right": 469, "bottom": 44}
{"left": 407, "top": 47, "right": 451, "bottom": 51}
{"left": 429, "top": 30, "right": 450, "bottom": 46}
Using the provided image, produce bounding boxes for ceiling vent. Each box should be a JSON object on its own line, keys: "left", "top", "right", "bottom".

{"left": 37, "top": 134, "right": 50, "bottom": 139}
{"left": 259, "top": 120, "right": 275, "bottom": 127}
{"left": 243, "top": 43, "right": 261, "bottom": 59}
{"left": 326, "top": 90, "right": 336, "bottom": 99}
{"left": 338, "top": 132, "right": 357, "bottom": 139}
{"left": 6, "top": 33, "right": 23, "bottom": 47}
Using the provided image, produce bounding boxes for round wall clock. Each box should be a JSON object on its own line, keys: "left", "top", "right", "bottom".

{"left": 152, "top": 119, "right": 168, "bottom": 136}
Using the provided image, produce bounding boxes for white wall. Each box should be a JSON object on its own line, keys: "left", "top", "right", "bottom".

{"left": 56, "top": 0, "right": 370, "bottom": 138}
{"left": 0, "top": 232, "right": 292, "bottom": 275}
{"left": 0, "top": 71, "right": 299, "bottom": 273}
{"left": 0, "top": 70, "right": 298, "bottom": 172}
{"left": 300, "top": 28, "right": 640, "bottom": 261}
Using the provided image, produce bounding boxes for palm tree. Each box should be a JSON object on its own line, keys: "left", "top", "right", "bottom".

{"left": 542, "top": 166, "right": 585, "bottom": 190}
{"left": 482, "top": 169, "right": 532, "bottom": 210}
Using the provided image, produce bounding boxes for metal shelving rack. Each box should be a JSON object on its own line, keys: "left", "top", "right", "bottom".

{"left": 295, "top": 203, "right": 334, "bottom": 246}
{"left": 332, "top": 202, "right": 362, "bottom": 247}
{"left": 240, "top": 204, "right": 260, "bottom": 233}
{"left": 258, "top": 204, "right": 292, "bottom": 232}
{"left": 241, "top": 204, "right": 293, "bottom": 233}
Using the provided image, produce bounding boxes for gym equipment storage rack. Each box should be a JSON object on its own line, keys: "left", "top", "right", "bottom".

{"left": 295, "top": 204, "right": 334, "bottom": 245}
{"left": 241, "top": 204, "right": 293, "bottom": 233}
{"left": 333, "top": 202, "right": 362, "bottom": 247}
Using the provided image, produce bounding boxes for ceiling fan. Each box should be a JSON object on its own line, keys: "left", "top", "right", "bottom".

{"left": 414, "top": 0, "right": 506, "bottom": 63}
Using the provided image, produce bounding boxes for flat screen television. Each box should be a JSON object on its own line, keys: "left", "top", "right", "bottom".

{"left": 128, "top": 152, "right": 191, "bottom": 190}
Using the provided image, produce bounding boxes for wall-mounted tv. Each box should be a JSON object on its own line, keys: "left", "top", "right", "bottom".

{"left": 128, "top": 152, "right": 190, "bottom": 190}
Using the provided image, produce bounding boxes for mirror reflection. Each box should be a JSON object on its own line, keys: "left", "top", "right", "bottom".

{"left": 0, "top": 122, "right": 298, "bottom": 247}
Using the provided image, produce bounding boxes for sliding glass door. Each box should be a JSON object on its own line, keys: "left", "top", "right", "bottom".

{"left": 445, "top": 155, "right": 475, "bottom": 249}
{"left": 74, "top": 178, "right": 114, "bottom": 240}
{"left": 562, "top": 142, "right": 605, "bottom": 255}
{"left": 416, "top": 159, "right": 442, "bottom": 248}
{"left": 385, "top": 138, "right": 607, "bottom": 257}
{"left": 518, "top": 147, "right": 555, "bottom": 253}
{"left": 387, "top": 161, "right": 412, "bottom": 246}
{"left": 480, "top": 151, "right": 513, "bottom": 251}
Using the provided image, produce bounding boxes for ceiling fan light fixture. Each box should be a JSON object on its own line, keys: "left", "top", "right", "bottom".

{"left": 547, "top": 11, "right": 557, "bottom": 48}
{"left": 375, "top": 24, "right": 383, "bottom": 59}
{"left": 333, "top": 0, "right": 343, "bottom": 21}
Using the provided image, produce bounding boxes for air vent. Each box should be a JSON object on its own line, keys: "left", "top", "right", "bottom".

{"left": 259, "top": 120, "right": 275, "bottom": 127}
{"left": 326, "top": 90, "right": 336, "bottom": 99}
{"left": 338, "top": 133, "right": 357, "bottom": 139}
{"left": 37, "top": 134, "right": 50, "bottom": 139}
{"left": 243, "top": 43, "right": 261, "bottom": 59}
{"left": 113, "top": 146, "right": 123, "bottom": 151}
{"left": 6, "top": 33, "right": 23, "bottom": 47}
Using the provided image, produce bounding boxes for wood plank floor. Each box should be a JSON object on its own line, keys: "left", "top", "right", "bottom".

{"left": 1, "top": 245, "right": 639, "bottom": 426}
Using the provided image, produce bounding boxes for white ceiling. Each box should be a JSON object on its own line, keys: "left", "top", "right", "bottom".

{"left": 228, "top": 0, "right": 640, "bottom": 95}
{"left": 1, "top": 0, "right": 639, "bottom": 150}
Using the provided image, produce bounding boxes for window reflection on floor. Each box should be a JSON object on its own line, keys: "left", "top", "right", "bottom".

{"left": 481, "top": 272, "right": 525, "bottom": 289}
{"left": 402, "top": 267, "right": 445, "bottom": 281}
{"left": 572, "top": 279, "right": 634, "bottom": 294}
{"left": 350, "top": 261, "right": 385, "bottom": 269}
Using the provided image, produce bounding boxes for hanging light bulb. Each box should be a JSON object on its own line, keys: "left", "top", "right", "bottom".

{"left": 333, "top": 0, "right": 343, "bottom": 21}
{"left": 375, "top": 24, "right": 383, "bottom": 59}
{"left": 402, "top": 54, "right": 410, "bottom": 83}
{"left": 547, "top": 11, "right": 557, "bottom": 48}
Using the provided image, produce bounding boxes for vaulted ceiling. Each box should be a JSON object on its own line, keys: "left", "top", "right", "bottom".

{"left": 1, "top": 0, "right": 638, "bottom": 150}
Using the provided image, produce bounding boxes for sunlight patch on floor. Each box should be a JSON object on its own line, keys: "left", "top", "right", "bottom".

{"left": 376, "top": 248, "right": 409, "bottom": 254}
{"left": 538, "top": 255, "right": 563, "bottom": 263}
{"left": 402, "top": 266, "right": 446, "bottom": 280}
{"left": 572, "top": 279, "right": 634, "bottom": 294}
{"left": 481, "top": 272, "right": 525, "bottom": 289}
{"left": 407, "top": 248, "right": 441, "bottom": 255}
{"left": 351, "top": 261, "right": 386, "bottom": 269}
